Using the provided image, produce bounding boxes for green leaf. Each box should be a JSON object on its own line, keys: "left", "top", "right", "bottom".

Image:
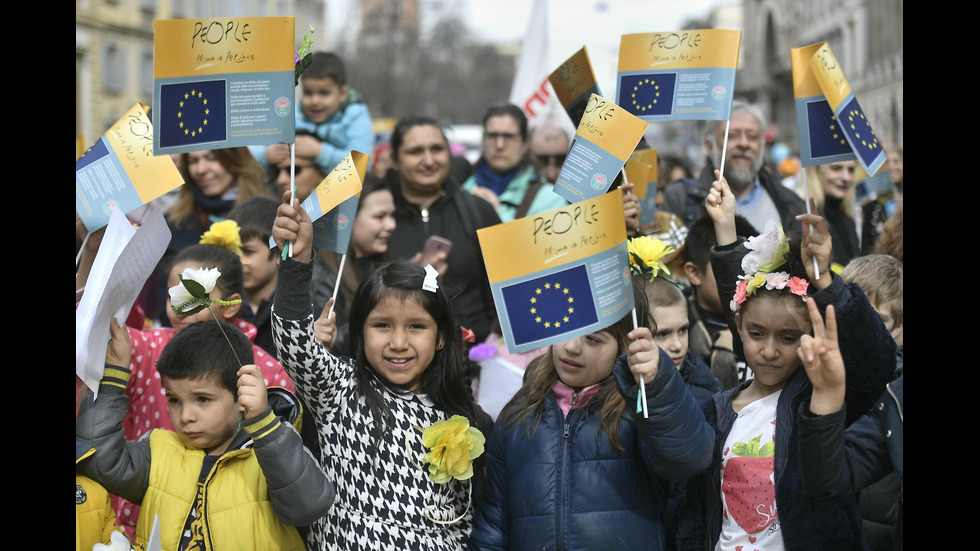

{"left": 179, "top": 275, "right": 208, "bottom": 300}
{"left": 173, "top": 302, "right": 207, "bottom": 316}
{"left": 758, "top": 440, "right": 775, "bottom": 457}
{"left": 294, "top": 53, "right": 313, "bottom": 86}
{"left": 732, "top": 435, "right": 765, "bottom": 457}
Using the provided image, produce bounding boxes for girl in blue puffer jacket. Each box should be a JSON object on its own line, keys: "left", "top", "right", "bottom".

{"left": 469, "top": 280, "right": 714, "bottom": 551}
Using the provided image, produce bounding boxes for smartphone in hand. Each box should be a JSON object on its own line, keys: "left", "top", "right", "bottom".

{"left": 422, "top": 235, "right": 453, "bottom": 260}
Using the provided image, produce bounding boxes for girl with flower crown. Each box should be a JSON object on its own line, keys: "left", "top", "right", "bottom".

{"left": 674, "top": 173, "right": 895, "bottom": 551}
{"left": 271, "top": 191, "right": 493, "bottom": 551}
{"left": 468, "top": 270, "right": 714, "bottom": 550}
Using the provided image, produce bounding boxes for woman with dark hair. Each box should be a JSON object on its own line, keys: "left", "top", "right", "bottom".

{"left": 383, "top": 114, "right": 502, "bottom": 343}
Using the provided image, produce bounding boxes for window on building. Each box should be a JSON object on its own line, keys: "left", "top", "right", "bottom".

{"left": 102, "top": 42, "right": 125, "bottom": 94}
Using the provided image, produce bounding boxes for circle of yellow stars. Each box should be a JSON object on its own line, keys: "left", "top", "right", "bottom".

{"left": 176, "top": 89, "right": 211, "bottom": 138}
{"left": 631, "top": 78, "right": 660, "bottom": 111}
{"left": 529, "top": 282, "right": 575, "bottom": 329}
{"left": 846, "top": 109, "right": 878, "bottom": 151}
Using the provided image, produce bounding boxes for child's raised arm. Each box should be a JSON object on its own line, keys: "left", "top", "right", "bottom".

{"left": 704, "top": 170, "right": 737, "bottom": 246}
{"left": 796, "top": 199, "right": 833, "bottom": 291}
{"left": 626, "top": 327, "right": 660, "bottom": 384}
{"left": 237, "top": 364, "right": 270, "bottom": 421}
{"left": 314, "top": 297, "right": 338, "bottom": 349}
{"left": 107, "top": 318, "right": 132, "bottom": 368}
{"left": 799, "top": 300, "right": 845, "bottom": 415}
{"left": 272, "top": 190, "right": 314, "bottom": 263}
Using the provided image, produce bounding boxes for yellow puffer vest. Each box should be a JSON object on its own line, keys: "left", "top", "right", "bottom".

{"left": 135, "top": 430, "right": 305, "bottom": 551}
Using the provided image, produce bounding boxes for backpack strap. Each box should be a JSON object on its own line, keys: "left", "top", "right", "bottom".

{"left": 514, "top": 179, "right": 546, "bottom": 220}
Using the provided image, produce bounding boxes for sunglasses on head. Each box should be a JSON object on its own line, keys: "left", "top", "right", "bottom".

{"left": 533, "top": 153, "right": 567, "bottom": 166}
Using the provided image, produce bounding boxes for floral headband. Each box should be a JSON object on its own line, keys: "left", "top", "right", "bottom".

{"left": 731, "top": 220, "right": 808, "bottom": 312}
{"left": 627, "top": 235, "right": 675, "bottom": 282}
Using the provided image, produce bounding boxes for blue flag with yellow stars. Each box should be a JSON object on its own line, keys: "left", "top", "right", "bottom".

{"left": 617, "top": 73, "right": 677, "bottom": 118}
{"left": 501, "top": 265, "right": 600, "bottom": 349}
{"left": 157, "top": 80, "right": 227, "bottom": 150}
{"left": 798, "top": 98, "right": 856, "bottom": 166}
{"left": 834, "top": 96, "right": 884, "bottom": 174}
{"left": 800, "top": 41, "right": 886, "bottom": 174}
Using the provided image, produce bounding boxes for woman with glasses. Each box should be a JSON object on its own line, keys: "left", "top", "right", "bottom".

{"left": 462, "top": 104, "right": 569, "bottom": 223}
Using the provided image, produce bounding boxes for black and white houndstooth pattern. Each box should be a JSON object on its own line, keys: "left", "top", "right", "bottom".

{"left": 273, "top": 312, "right": 474, "bottom": 551}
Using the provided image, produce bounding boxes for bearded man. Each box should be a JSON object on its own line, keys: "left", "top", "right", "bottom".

{"left": 662, "top": 100, "right": 805, "bottom": 232}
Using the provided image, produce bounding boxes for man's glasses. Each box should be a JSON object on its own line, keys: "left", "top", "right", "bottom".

{"left": 533, "top": 153, "right": 567, "bottom": 166}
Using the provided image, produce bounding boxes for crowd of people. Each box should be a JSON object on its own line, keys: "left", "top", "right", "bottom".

{"left": 76, "top": 50, "right": 903, "bottom": 551}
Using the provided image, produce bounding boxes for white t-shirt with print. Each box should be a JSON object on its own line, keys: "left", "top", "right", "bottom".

{"left": 716, "top": 390, "right": 783, "bottom": 551}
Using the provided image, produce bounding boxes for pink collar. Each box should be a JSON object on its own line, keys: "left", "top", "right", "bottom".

{"left": 552, "top": 381, "right": 601, "bottom": 418}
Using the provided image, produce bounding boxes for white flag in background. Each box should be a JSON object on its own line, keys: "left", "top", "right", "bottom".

{"left": 509, "top": 0, "right": 556, "bottom": 124}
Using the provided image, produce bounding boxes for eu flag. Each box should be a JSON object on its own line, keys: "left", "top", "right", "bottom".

{"left": 501, "top": 265, "right": 598, "bottom": 348}
{"left": 804, "top": 99, "right": 854, "bottom": 162}
{"left": 836, "top": 96, "right": 884, "bottom": 173}
{"left": 617, "top": 73, "right": 676, "bottom": 118}
{"left": 158, "top": 79, "right": 227, "bottom": 149}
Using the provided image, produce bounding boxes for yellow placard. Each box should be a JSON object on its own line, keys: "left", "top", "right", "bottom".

{"left": 549, "top": 46, "right": 598, "bottom": 107}
{"left": 313, "top": 150, "right": 368, "bottom": 214}
{"left": 103, "top": 103, "right": 183, "bottom": 203}
{"left": 628, "top": 149, "right": 658, "bottom": 199}
{"left": 790, "top": 43, "right": 825, "bottom": 99}
{"left": 624, "top": 159, "right": 651, "bottom": 199}
{"left": 808, "top": 43, "right": 852, "bottom": 110}
{"left": 154, "top": 17, "right": 295, "bottom": 77}
{"left": 479, "top": 192, "right": 626, "bottom": 284}
{"left": 618, "top": 29, "right": 741, "bottom": 71}
{"left": 576, "top": 94, "right": 649, "bottom": 161}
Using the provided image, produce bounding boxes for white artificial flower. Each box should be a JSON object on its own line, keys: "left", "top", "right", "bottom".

{"left": 93, "top": 529, "right": 134, "bottom": 551}
{"left": 180, "top": 267, "right": 220, "bottom": 293}
{"left": 741, "top": 220, "right": 788, "bottom": 275}
{"left": 168, "top": 267, "right": 221, "bottom": 315}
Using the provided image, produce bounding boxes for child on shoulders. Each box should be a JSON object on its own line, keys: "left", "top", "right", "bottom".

{"left": 253, "top": 52, "right": 374, "bottom": 175}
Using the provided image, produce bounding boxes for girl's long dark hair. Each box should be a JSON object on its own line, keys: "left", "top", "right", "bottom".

{"left": 348, "top": 260, "right": 489, "bottom": 445}
{"left": 499, "top": 277, "right": 651, "bottom": 451}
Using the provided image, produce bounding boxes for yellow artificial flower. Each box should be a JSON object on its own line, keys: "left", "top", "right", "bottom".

{"left": 745, "top": 271, "right": 768, "bottom": 295}
{"left": 627, "top": 236, "right": 675, "bottom": 279}
{"left": 200, "top": 219, "right": 243, "bottom": 256}
{"left": 421, "top": 415, "right": 485, "bottom": 484}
